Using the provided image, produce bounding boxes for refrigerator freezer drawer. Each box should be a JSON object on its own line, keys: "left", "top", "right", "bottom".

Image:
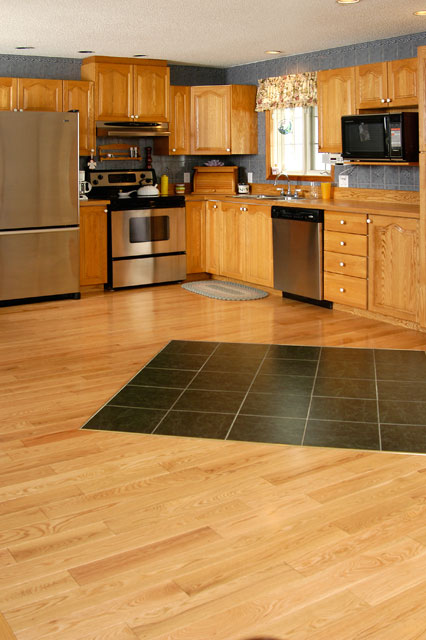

{"left": 0, "top": 227, "right": 80, "bottom": 302}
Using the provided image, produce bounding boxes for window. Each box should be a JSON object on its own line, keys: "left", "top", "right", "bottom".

{"left": 269, "top": 106, "right": 331, "bottom": 177}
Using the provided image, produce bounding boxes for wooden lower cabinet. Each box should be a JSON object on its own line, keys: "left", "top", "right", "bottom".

{"left": 79, "top": 205, "right": 108, "bottom": 286}
{"left": 323, "top": 210, "right": 368, "bottom": 309}
{"left": 191, "top": 200, "right": 273, "bottom": 288}
{"left": 185, "top": 200, "right": 206, "bottom": 273}
{"left": 368, "top": 215, "right": 419, "bottom": 322}
{"left": 220, "top": 202, "right": 245, "bottom": 280}
{"left": 205, "top": 201, "right": 222, "bottom": 274}
{"left": 244, "top": 204, "right": 273, "bottom": 287}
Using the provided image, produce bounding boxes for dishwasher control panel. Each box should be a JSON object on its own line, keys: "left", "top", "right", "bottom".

{"left": 271, "top": 206, "right": 323, "bottom": 223}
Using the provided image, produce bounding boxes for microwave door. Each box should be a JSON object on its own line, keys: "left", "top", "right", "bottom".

{"left": 342, "top": 115, "right": 388, "bottom": 160}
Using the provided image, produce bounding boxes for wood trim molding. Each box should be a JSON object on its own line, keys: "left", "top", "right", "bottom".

{"left": 418, "top": 45, "right": 426, "bottom": 328}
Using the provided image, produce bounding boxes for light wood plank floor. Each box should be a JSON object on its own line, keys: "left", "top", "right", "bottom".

{"left": 1, "top": 285, "right": 426, "bottom": 640}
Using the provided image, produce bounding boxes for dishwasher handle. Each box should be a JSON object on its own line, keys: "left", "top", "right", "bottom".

{"left": 271, "top": 206, "right": 324, "bottom": 223}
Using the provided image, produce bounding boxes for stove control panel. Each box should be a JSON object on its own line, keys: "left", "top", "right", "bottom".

{"left": 87, "top": 170, "right": 155, "bottom": 188}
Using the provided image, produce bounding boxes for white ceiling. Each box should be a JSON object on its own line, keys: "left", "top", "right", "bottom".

{"left": 1, "top": 0, "right": 426, "bottom": 67}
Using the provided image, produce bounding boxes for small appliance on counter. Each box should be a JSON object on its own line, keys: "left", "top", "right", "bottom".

{"left": 79, "top": 171, "right": 92, "bottom": 200}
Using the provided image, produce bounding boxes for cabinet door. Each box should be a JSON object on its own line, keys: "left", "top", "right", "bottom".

{"left": 185, "top": 200, "right": 206, "bottom": 273}
{"left": 63, "top": 81, "right": 95, "bottom": 156}
{"left": 368, "top": 215, "right": 419, "bottom": 322}
{"left": 170, "top": 86, "right": 190, "bottom": 154}
{"left": 95, "top": 63, "right": 133, "bottom": 120}
{"left": 205, "top": 201, "right": 222, "bottom": 274}
{"left": 244, "top": 204, "right": 273, "bottom": 287}
{"left": 79, "top": 205, "right": 108, "bottom": 286}
{"left": 318, "top": 67, "right": 355, "bottom": 153}
{"left": 0, "top": 77, "right": 17, "bottom": 110}
{"left": 18, "top": 79, "right": 63, "bottom": 111}
{"left": 220, "top": 202, "right": 245, "bottom": 280}
{"left": 191, "top": 86, "right": 231, "bottom": 154}
{"left": 388, "top": 58, "right": 418, "bottom": 107}
{"left": 133, "top": 65, "right": 169, "bottom": 121}
{"left": 356, "top": 62, "right": 388, "bottom": 109}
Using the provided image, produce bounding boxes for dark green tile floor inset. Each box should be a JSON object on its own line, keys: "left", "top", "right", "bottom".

{"left": 81, "top": 340, "right": 426, "bottom": 455}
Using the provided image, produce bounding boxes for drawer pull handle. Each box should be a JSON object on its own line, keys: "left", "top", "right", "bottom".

{"left": 340, "top": 241, "right": 346, "bottom": 246}
{"left": 340, "top": 220, "right": 345, "bottom": 225}
{"left": 366, "top": 218, "right": 371, "bottom": 224}
{"left": 213, "top": 205, "right": 217, "bottom": 209}
{"left": 339, "top": 288, "right": 345, "bottom": 293}
{"left": 339, "top": 262, "right": 345, "bottom": 267}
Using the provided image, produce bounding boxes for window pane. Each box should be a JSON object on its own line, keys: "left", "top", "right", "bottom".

{"left": 270, "top": 105, "right": 330, "bottom": 176}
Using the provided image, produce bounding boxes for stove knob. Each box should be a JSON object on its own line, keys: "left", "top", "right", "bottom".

{"left": 93, "top": 179, "right": 98, "bottom": 185}
{"left": 97, "top": 174, "right": 103, "bottom": 180}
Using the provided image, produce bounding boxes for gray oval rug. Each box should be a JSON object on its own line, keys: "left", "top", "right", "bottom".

{"left": 181, "top": 280, "right": 268, "bottom": 301}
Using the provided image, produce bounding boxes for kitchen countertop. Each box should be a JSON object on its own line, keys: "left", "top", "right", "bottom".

{"left": 186, "top": 193, "right": 420, "bottom": 219}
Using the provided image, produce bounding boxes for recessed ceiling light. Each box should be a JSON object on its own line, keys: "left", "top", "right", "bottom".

{"left": 414, "top": 10, "right": 426, "bottom": 15}
{"left": 78, "top": 50, "right": 94, "bottom": 54}
{"left": 134, "top": 54, "right": 147, "bottom": 58}
{"left": 265, "top": 50, "right": 282, "bottom": 55}
{"left": 336, "top": 0, "right": 360, "bottom": 4}
{"left": 15, "top": 46, "right": 35, "bottom": 50}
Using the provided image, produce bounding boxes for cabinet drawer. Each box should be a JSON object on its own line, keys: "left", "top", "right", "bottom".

{"left": 324, "top": 230, "right": 367, "bottom": 256}
{"left": 324, "top": 251, "right": 367, "bottom": 278}
{"left": 324, "top": 211, "right": 367, "bottom": 234}
{"left": 324, "top": 272, "right": 367, "bottom": 309}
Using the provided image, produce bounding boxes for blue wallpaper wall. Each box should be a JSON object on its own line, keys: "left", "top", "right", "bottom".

{"left": 3, "top": 31, "right": 426, "bottom": 190}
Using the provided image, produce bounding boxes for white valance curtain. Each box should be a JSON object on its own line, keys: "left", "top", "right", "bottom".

{"left": 255, "top": 71, "right": 318, "bottom": 111}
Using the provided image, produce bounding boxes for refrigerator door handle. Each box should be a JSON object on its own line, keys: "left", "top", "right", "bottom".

{"left": 0, "top": 226, "right": 79, "bottom": 236}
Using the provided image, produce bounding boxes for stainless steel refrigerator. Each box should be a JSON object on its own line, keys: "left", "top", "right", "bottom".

{"left": 0, "top": 111, "right": 80, "bottom": 305}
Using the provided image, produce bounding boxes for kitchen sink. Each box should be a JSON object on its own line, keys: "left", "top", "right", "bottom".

{"left": 233, "top": 194, "right": 304, "bottom": 201}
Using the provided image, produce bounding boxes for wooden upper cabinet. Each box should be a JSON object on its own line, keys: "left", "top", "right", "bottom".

{"left": 356, "top": 58, "right": 417, "bottom": 109}
{"left": 191, "top": 85, "right": 231, "bottom": 154}
{"left": 81, "top": 57, "right": 169, "bottom": 122}
{"left": 317, "top": 66, "right": 355, "bottom": 153}
{"left": 91, "top": 62, "right": 133, "bottom": 120}
{"left": 0, "top": 77, "right": 17, "bottom": 110}
{"left": 154, "top": 85, "right": 191, "bottom": 155}
{"left": 190, "top": 84, "right": 257, "bottom": 155}
{"left": 18, "top": 78, "right": 63, "bottom": 111}
{"left": 63, "top": 80, "right": 95, "bottom": 156}
{"left": 133, "top": 65, "right": 169, "bottom": 121}
{"left": 368, "top": 214, "right": 419, "bottom": 322}
{"left": 387, "top": 58, "right": 418, "bottom": 107}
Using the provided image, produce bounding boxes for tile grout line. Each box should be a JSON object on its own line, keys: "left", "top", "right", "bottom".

{"left": 300, "top": 346, "right": 322, "bottom": 446}
{"left": 373, "top": 349, "right": 382, "bottom": 451}
{"left": 150, "top": 343, "right": 222, "bottom": 434}
{"left": 223, "top": 344, "right": 273, "bottom": 440}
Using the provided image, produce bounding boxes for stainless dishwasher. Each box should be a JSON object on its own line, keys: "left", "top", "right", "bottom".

{"left": 271, "top": 205, "right": 332, "bottom": 307}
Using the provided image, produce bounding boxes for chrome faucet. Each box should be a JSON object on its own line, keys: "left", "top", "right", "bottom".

{"left": 273, "top": 172, "right": 292, "bottom": 196}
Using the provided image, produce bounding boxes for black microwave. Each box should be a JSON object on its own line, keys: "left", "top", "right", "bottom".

{"left": 341, "top": 112, "right": 419, "bottom": 162}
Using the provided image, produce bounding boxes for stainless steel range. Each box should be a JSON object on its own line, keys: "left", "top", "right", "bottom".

{"left": 87, "top": 170, "right": 186, "bottom": 290}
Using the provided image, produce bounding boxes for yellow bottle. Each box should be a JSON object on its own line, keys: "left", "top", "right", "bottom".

{"left": 160, "top": 174, "right": 169, "bottom": 196}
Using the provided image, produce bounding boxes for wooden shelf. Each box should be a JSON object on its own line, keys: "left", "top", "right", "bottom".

{"left": 98, "top": 143, "right": 140, "bottom": 162}
{"left": 343, "top": 161, "right": 419, "bottom": 166}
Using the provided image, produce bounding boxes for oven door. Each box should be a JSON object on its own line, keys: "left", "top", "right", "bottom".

{"left": 111, "top": 207, "right": 185, "bottom": 258}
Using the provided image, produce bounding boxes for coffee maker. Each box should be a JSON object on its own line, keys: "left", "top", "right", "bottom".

{"left": 79, "top": 170, "right": 92, "bottom": 200}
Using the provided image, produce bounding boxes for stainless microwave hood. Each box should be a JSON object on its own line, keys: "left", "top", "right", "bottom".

{"left": 96, "top": 121, "right": 170, "bottom": 137}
